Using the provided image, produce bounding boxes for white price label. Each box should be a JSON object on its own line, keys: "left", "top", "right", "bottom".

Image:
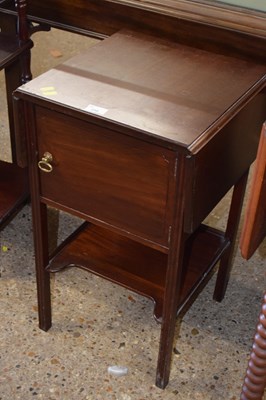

{"left": 85, "top": 104, "right": 108, "bottom": 116}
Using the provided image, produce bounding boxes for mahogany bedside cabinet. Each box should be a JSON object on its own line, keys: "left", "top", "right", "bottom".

{"left": 13, "top": 31, "right": 266, "bottom": 388}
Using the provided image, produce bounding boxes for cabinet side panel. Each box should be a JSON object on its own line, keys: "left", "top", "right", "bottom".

{"left": 185, "top": 91, "right": 266, "bottom": 233}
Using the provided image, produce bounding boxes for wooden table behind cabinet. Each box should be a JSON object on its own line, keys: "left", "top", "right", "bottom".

{"left": 13, "top": 27, "right": 266, "bottom": 391}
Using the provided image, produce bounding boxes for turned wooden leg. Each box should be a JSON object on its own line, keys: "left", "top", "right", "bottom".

{"left": 20, "top": 48, "right": 32, "bottom": 84}
{"left": 213, "top": 170, "right": 249, "bottom": 302}
{"left": 240, "top": 292, "right": 266, "bottom": 400}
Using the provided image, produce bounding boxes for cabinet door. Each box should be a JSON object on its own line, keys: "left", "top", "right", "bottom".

{"left": 35, "top": 106, "right": 176, "bottom": 246}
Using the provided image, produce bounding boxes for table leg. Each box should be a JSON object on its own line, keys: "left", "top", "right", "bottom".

{"left": 1, "top": 13, "right": 20, "bottom": 161}
{"left": 213, "top": 169, "right": 249, "bottom": 302}
{"left": 156, "top": 154, "right": 186, "bottom": 388}
{"left": 5, "top": 62, "right": 24, "bottom": 163}
{"left": 32, "top": 202, "right": 52, "bottom": 331}
{"left": 24, "top": 103, "right": 52, "bottom": 331}
{"left": 240, "top": 292, "right": 266, "bottom": 400}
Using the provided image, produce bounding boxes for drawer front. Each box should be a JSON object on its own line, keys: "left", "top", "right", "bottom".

{"left": 35, "top": 107, "right": 175, "bottom": 245}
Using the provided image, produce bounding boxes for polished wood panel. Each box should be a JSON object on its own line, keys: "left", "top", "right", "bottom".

{"left": 35, "top": 106, "right": 175, "bottom": 246}
{"left": 187, "top": 92, "right": 266, "bottom": 232}
{"left": 18, "top": 30, "right": 266, "bottom": 148}
{"left": 137, "top": 0, "right": 266, "bottom": 37}
{"left": 0, "top": 34, "right": 30, "bottom": 68}
{"left": 0, "top": 0, "right": 32, "bottom": 230}
{"left": 1, "top": 0, "right": 266, "bottom": 61}
{"left": 1, "top": 0, "right": 266, "bottom": 37}
{"left": 0, "top": 160, "right": 28, "bottom": 228}
{"left": 240, "top": 122, "right": 266, "bottom": 259}
{"left": 46, "top": 222, "right": 229, "bottom": 322}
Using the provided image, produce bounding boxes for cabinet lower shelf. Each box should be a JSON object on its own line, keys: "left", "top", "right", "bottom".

{"left": 0, "top": 160, "right": 28, "bottom": 229}
{"left": 47, "top": 222, "right": 230, "bottom": 321}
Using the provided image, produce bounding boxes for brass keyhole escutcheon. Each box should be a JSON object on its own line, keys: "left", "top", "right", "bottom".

{"left": 38, "top": 152, "right": 53, "bottom": 173}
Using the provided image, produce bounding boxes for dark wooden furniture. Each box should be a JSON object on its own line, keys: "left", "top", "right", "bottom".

{"left": 240, "top": 123, "right": 266, "bottom": 260}
{"left": 0, "top": 0, "right": 32, "bottom": 229}
{"left": 0, "top": 0, "right": 265, "bottom": 40}
{"left": 0, "top": 2, "right": 265, "bottom": 228}
{"left": 14, "top": 29, "right": 266, "bottom": 388}
{"left": 240, "top": 123, "right": 266, "bottom": 400}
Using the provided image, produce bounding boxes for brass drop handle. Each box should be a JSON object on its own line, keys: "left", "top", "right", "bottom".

{"left": 38, "top": 152, "right": 53, "bottom": 173}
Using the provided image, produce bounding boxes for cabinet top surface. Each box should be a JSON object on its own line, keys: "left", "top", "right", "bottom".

{"left": 18, "top": 30, "right": 266, "bottom": 150}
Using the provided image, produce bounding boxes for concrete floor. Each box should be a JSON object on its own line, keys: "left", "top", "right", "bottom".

{"left": 0, "top": 29, "right": 265, "bottom": 400}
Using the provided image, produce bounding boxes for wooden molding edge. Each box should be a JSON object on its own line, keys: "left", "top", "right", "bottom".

{"left": 110, "top": 0, "right": 266, "bottom": 37}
